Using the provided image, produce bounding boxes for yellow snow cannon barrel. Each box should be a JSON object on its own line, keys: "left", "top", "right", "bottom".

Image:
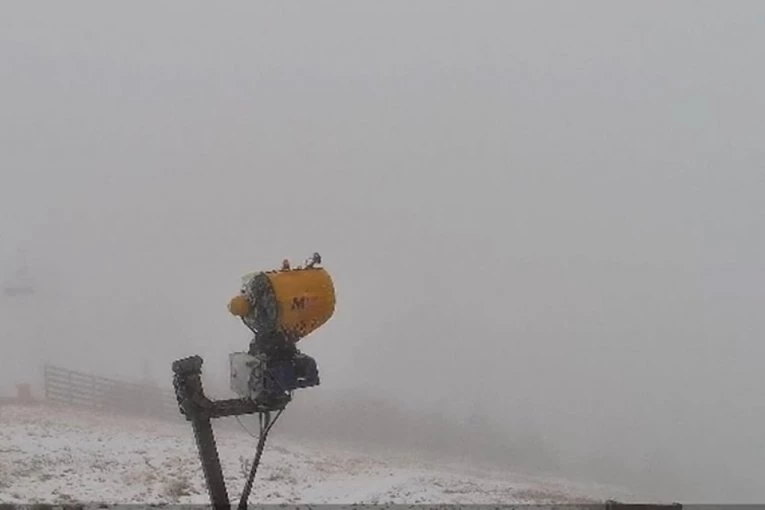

{"left": 227, "top": 294, "right": 251, "bottom": 317}
{"left": 232, "top": 266, "right": 336, "bottom": 340}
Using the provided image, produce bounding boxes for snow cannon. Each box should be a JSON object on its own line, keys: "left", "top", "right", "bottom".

{"left": 228, "top": 252, "right": 335, "bottom": 340}
{"left": 171, "top": 253, "right": 338, "bottom": 508}
{"left": 227, "top": 252, "right": 334, "bottom": 408}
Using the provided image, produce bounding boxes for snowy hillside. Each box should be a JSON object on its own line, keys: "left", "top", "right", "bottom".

{"left": 0, "top": 403, "right": 636, "bottom": 505}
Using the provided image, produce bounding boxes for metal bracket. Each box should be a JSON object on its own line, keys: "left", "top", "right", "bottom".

{"left": 171, "top": 355, "right": 288, "bottom": 508}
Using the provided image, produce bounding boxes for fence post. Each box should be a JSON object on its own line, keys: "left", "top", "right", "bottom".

{"left": 43, "top": 365, "right": 49, "bottom": 401}
{"left": 90, "top": 374, "right": 95, "bottom": 410}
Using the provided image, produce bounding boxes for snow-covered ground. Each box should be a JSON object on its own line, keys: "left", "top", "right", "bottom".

{"left": 0, "top": 402, "right": 636, "bottom": 505}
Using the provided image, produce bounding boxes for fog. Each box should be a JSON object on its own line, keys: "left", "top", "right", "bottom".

{"left": 1, "top": 0, "right": 764, "bottom": 503}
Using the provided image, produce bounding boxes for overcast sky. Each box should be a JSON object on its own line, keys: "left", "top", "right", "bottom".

{"left": 1, "top": 1, "right": 764, "bottom": 502}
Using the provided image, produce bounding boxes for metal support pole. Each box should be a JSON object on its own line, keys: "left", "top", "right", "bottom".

{"left": 172, "top": 356, "right": 230, "bottom": 508}
{"left": 190, "top": 409, "right": 229, "bottom": 507}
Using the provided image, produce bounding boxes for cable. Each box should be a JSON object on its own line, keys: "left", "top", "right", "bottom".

{"left": 238, "top": 407, "right": 285, "bottom": 510}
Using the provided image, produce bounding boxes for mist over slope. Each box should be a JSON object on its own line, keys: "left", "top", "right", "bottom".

{"left": 1, "top": 0, "right": 764, "bottom": 503}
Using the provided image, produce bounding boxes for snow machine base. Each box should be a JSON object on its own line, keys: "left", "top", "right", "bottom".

{"left": 230, "top": 351, "right": 319, "bottom": 408}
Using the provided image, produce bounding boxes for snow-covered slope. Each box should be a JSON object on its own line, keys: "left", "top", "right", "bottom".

{"left": 0, "top": 403, "right": 635, "bottom": 505}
